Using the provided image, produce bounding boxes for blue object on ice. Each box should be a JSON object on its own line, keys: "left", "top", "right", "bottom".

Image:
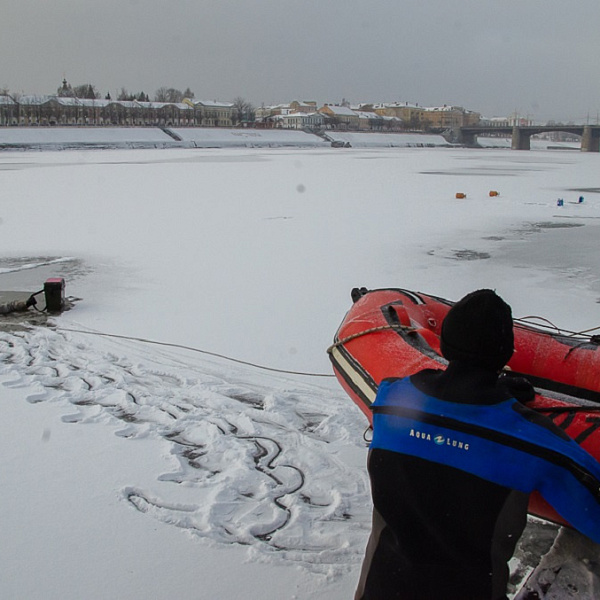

{"left": 579, "top": 196, "right": 584, "bottom": 203}
{"left": 557, "top": 198, "right": 564, "bottom": 207}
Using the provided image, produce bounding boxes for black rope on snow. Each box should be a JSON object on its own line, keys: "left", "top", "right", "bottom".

{"left": 55, "top": 326, "right": 336, "bottom": 378}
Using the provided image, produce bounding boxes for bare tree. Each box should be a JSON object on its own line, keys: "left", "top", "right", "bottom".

{"left": 232, "top": 96, "right": 255, "bottom": 125}
{"left": 154, "top": 87, "right": 194, "bottom": 103}
{"left": 167, "top": 88, "right": 184, "bottom": 103}
{"left": 154, "top": 87, "right": 180, "bottom": 103}
{"left": 154, "top": 87, "right": 169, "bottom": 102}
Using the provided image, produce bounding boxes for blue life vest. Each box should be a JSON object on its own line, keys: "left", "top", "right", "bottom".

{"left": 371, "top": 377, "right": 600, "bottom": 543}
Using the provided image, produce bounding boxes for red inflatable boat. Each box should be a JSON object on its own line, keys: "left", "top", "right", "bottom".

{"left": 328, "top": 287, "right": 600, "bottom": 527}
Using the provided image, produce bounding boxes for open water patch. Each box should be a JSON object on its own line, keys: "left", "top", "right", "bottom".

{"left": 529, "top": 221, "right": 585, "bottom": 230}
{"left": 491, "top": 220, "right": 600, "bottom": 295}
{"left": 0, "top": 256, "right": 90, "bottom": 289}
{"left": 419, "top": 170, "right": 519, "bottom": 177}
{"left": 426, "top": 219, "right": 588, "bottom": 267}
{"left": 568, "top": 187, "right": 600, "bottom": 194}
{"left": 453, "top": 249, "right": 491, "bottom": 260}
{"left": 428, "top": 248, "right": 491, "bottom": 261}
{"left": 508, "top": 222, "right": 586, "bottom": 241}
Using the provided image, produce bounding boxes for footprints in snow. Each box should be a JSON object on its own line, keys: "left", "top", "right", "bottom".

{"left": 0, "top": 328, "right": 370, "bottom": 568}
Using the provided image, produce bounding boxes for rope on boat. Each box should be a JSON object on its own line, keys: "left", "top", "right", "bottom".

{"left": 326, "top": 320, "right": 600, "bottom": 413}
{"left": 326, "top": 324, "right": 415, "bottom": 354}
{"left": 515, "top": 315, "right": 600, "bottom": 340}
{"left": 331, "top": 315, "right": 600, "bottom": 353}
{"left": 535, "top": 405, "right": 600, "bottom": 414}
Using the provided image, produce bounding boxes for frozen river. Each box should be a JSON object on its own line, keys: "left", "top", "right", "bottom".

{"left": 1, "top": 145, "right": 599, "bottom": 599}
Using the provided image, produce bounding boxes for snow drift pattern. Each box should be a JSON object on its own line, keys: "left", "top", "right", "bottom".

{"left": 0, "top": 326, "right": 371, "bottom": 573}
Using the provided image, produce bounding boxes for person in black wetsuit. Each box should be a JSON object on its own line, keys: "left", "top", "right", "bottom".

{"left": 355, "top": 289, "right": 600, "bottom": 600}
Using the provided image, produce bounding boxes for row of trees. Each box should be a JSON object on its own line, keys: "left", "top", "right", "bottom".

{"left": 53, "top": 80, "right": 198, "bottom": 104}
{"left": 2, "top": 81, "right": 257, "bottom": 124}
{"left": 2, "top": 82, "right": 256, "bottom": 123}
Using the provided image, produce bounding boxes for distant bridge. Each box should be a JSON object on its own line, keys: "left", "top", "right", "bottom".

{"left": 456, "top": 125, "right": 600, "bottom": 152}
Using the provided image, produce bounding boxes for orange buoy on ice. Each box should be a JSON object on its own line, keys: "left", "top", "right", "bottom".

{"left": 455, "top": 192, "right": 467, "bottom": 199}
{"left": 489, "top": 190, "right": 500, "bottom": 197}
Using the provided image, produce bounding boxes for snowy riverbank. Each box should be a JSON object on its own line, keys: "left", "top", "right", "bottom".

{"left": 0, "top": 126, "right": 580, "bottom": 151}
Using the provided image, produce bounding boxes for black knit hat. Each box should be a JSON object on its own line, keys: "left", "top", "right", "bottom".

{"left": 440, "top": 289, "right": 514, "bottom": 371}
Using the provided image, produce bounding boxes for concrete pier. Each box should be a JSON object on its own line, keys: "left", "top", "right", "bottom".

{"left": 511, "top": 126, "right": 530, "bottom": 150}
{"left": 581, "top": 126, "right": 600, "bottom": 152}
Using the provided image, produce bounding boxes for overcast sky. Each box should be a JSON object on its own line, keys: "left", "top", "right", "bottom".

{"left": 2, "top": 0, "right": 599, "bottom": 122}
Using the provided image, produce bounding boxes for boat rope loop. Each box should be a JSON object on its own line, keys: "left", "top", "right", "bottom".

{"left": 516, "top": 315, "right": 600, "bottom": 339}
{"left": 565, "top": 340, "right": 600, "bottom": 360}
{"left": 515, "top": 315, "right": 600, "bottom": 361}
{"left": 326, "top": 324, "right": 415, "bottom": 354}
{"left": 536, "top": 405, "right": 600, "bottom": 414}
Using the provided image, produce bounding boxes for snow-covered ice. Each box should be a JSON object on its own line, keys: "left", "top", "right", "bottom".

{"left": 0, "top": 127, "right": 177, "bottom": 148}
{"left": 1, "top": 141, "right": 599, "bottom": 599}
{"left": 169, "top": 128, "right": 331, "bottom": 148}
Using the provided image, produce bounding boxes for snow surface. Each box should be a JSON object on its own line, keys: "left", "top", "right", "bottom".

{"left": 170, "top": 128, "right": 331, "bottom": 148}
{"left": 0, "top": 127, "right": 175, "bottom": 146}
{"left": 323, "top": 131, "right": 450, "bottom": 148}
{"left": 0, "top": 126, "right": 582, "bottom": 152}
{"left": 1, "top": 142, "right": 600, "bottom": 599}
{"left": 476, "top": 136, "right": 580, "bottom": 151}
